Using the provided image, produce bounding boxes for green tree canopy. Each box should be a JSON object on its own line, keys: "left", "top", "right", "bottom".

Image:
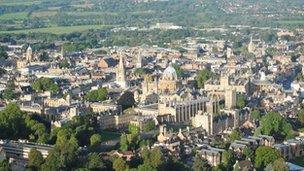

{"left": 297, "top": 109, "right": 304, "bottom": 125}
{"left": 113, "top": 157, "right": 128, "bottom": 171}
{"left": 140, "top": 147, "right": 164, "bottom": 169}
{"left": 260, "top": 111, "right": 293, "bottom": 140}
{"left": 117, "top": 91, "right": 135, "bottom": 111}
{"left": 86, "top": 153, "right": 105, "bottom": 171}
{"left": 85, "top": 87, "right": 108, "bottom": 102}
{"left": 196, "top": 69, "right": 216, "bottom": 88}
{"left": 119, "top": 133, "right": 129, "bottom": 151}
{"left": 251, "top": 109, "right": 261, "bottom": 120}
{"left": 229, "top": 129, "right": 243, "bottom": 142}
{"left": 90, "top": 134, "right": 102, "bottom": 147}
{"left": 236, "top": 94, "right": 246, "bottom": 109}
{"left": 143, "top": 120, "right": 156, "bottom": 132}
{"left": 254, "top": 146, "right": 281, "bottom": 169}
{"left": 28, "top": 148, "right": 44, "bottom": 171}
{"left": 172, "top": 63, "right": 185, "bottom": 78}
{"left": 272, "top": 158, "right": 288, "bottom": 171}
{"left": 39, "top": 52, "right": 50, "bottom": 61}
{"left": 193, "top": 154, "right": 211, "bottom": 171}
{"left": 0, "top": 46, "right": 8, "bottom": 60}
{"left": 222, "top": 150, "right": 236, "bottom": 170}
{"left": 0, "top": 159, "right": 10, "bottom": 171}
{"left": 32, "top": 77, "right": 59, "bottom": 94}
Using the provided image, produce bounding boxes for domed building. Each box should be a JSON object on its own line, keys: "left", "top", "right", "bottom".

{"left": 158, "top": 63, "right": 182, "bottom": 94}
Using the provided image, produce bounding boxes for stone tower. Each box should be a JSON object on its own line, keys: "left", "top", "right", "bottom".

{"left": 116, "top": 54, "right": 127, "bottom": 89}
{"left": 220, "top": 75, "right": 229, "bottom": 87}
{"left": 136, "top": 50, "right": 143, "bottom": 68}
{"left": 225, "top": 88, "right": 236, "bottom": 109}
{"left": 26, "top": 46, "right": 33, "bottom": 62}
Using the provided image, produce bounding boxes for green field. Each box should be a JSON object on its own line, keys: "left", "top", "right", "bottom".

{"left": 0, "top": 12, "right": 28, "bottom": 21}
{"left": 0, "top": 25, "right": 114, "bottom": 34}
{"left": 0, "top": 0, "right": 40, "bottom": 6}
{"left": 277, "top": 20, "right": 304, "bottom": 25}
{"left": 66, "top": 11, "right": 119, "bottom": 16}
{"left": 31, "top": 11, "right": 58, "bottom": 17}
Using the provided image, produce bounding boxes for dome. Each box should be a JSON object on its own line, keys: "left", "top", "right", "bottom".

{"left": 162, "top": 63, "right": 177, "bottom": 80}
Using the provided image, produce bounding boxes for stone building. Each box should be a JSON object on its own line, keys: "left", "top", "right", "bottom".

{"left": 158, "top": 63, "right": 182, "bottom": 94}
{"left": 198, "top": 145, "right": 225, "bottom": 166}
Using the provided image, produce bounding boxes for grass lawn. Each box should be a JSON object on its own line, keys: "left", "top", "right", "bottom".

{"left": 0, "top": 12, "right": 28, "bottom": 21}
{"left": 0, "top": 24, "right": 114, "bottom": 34}
{"left": 290, "top": 157, "right": 304, "bottom": 167}
{"left": 100, "top": 131, "right": 121, "bottom": 141}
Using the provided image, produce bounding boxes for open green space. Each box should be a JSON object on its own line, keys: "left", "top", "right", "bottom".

{"left": 0, "top": 24, "right": 114, "bottom": 34}
{"left": 100, "top": 131, "right": 121, "bottom": 141}
{"left": 0, "top": 0, "right": 40, "bottom": 6}
{"left": 276, "top": 20, "right": 304, "bottom": 25}
{"left": 290, "top": 157, "right": 304, "bottom": 167}
{"left": 0, "top": 12, "right": 28, "bottom": 21}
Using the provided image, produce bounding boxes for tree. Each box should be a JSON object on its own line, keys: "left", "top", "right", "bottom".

{"left": 85, "top": 88, "right": 108, "bottom": 102}
{"left": 143, "top": 120, "right": 156, "bottom": 132}
{"left": 193, "top": 154, "right": 211, "bottom": 171}
{"left": 2, "top": 80, "right": 16, "bottom": 101}
{"left": 113, "top": 157, "right": 128, "bottom": 171}
{"left": 236, "top": 94, "right": 246, "bottom": 109}
{"left": 119, "top": 133, "right": 129, "bottom": 151}
{"left": 137, "top": 164, "right": 156, "bottom": 171}
{"left": 229, "top": 129, "right": 242, "bottom": 142}
{"left": 0, "top": 160, "right": 10, "bottom": 171}
{"left": 272, "top": 158, "right": 288, "bottom": 171}
{"left": 86, "top": 153, "right": 105, "bottom": 170}
{"left": 222, "top": 150, "right": 235, "bottom": 170}
{"left": 2, "top": 88, "right": 16, "bottom": 100}
{"left": 196, "top": 69, "right": 215, "bottom": 88}
{"left": 172, "top": 63, "right": 184, "bottom": 78}
{"left": 58, "top": 59, "right": 71, "bottom": 69}
{"left": 140, "top": 147, "right": 164, "bottom": 169}
{"left": 0, "top": 46, "right": 8, "bottom": 60}
{"left": 251, "top": 109, "right": 261, "bottom": 120}
{"left": 260, "top": 111, "right": 293, "bottom": 140}
{"left": 28, "top": 148, "right": 44, "bottom": 170}
{"left": 90, "top": 134, "right": 102, "bottom": 147}
{"left": 243, "top": 147, "right": 254, "bottom": 160}
{"left": 254, "top": 146, "right": 281, "bottom": 169}
{"left": 0, "top": 103, "right": 28, "bottom": 140}
{"left": 0, "top": 68, "right": 6, "bottom": 77}
{"left": 297, "top": 109, "right": 304, "bottom": 125}
{"left": 41, "top": 150, "right": 61, "bottom": 171}
{"left": 117, "top": 91, "right": 135, "bottom": 111}
{"left": 32, "top": 77, "right": 59, "bottom": 94}
{"left": 39, "top": 52, "right": 50, "bottom": 61}
{"left": 128, "top": 124, "right": 140, "bottom": 135}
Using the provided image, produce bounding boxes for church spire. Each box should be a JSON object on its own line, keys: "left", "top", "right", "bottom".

{"left": 116, "top": 53, "right": 127, "bottom": 89}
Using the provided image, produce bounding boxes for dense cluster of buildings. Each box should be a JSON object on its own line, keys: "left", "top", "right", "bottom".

{"left": 0, "top": 27, "right": 304, "bottom": 169}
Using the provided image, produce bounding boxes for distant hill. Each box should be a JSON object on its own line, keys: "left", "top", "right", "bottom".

{"left": 0, "top": 0, "right": 303, "bottom": 33}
